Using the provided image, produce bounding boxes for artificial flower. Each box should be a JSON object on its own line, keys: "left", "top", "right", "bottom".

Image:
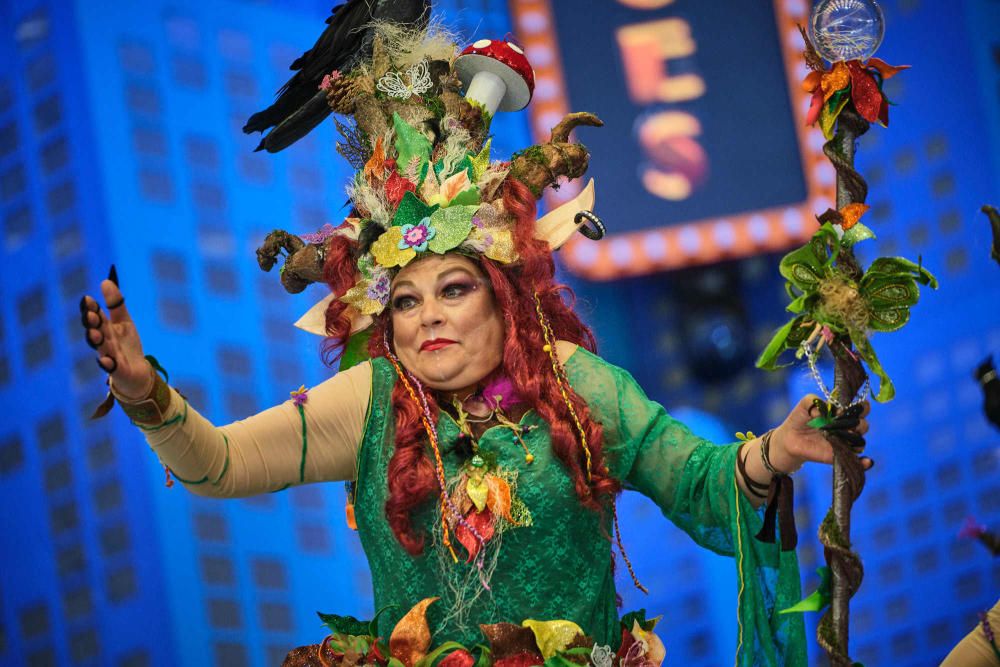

{"left": 590, "top": 644, "right": 614, "bottom": 667}
{"left": 290, "top": 385, "right": 309, "bottom": 406}
{"left": 319, "top": 69, "right": 342, "bottom": 91}
{"left": 629, "top": 619, "right": 665, "bottom": 667}
{"left": 399, "top": 217, "right": 437, "bottom": 252}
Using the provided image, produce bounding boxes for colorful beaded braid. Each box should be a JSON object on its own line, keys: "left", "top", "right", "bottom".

{"left": 533, "top": 291, "right": 593, "bottom": 481}
{"left": 383, "top": 335, "right": 486, "bottom": 563}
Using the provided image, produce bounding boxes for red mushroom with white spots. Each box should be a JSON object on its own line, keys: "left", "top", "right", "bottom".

{"left": 454, "top": 38, "right": 535, "bottom": 116}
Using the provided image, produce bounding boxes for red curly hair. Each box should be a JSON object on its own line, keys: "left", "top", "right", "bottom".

{"left": 322, "top": 179, "right": 618, "bottom": 554}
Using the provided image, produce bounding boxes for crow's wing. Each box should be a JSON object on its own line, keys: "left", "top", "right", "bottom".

{"left": 244, "top": 0, "right": 431, "bottom": 153}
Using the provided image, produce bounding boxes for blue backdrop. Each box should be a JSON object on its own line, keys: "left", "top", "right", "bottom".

{"left": 0, "top": 1, "right": 997, "bottom": 665}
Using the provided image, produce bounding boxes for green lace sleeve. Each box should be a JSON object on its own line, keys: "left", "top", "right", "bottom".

{"left": 565, "top": 348, "right": 807, "bottom": 666}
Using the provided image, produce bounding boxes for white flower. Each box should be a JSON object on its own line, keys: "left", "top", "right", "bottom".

{"left": 590, "top": 643, "right": 613, "bottom": 667}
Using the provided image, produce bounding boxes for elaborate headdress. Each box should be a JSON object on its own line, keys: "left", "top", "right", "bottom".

{"left": 247, "top": 11, "right": 605, "bottom": 337}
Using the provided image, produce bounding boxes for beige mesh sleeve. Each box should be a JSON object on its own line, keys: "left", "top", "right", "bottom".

{"left": 140, "top": 360, "right": 373, "bottom": 497}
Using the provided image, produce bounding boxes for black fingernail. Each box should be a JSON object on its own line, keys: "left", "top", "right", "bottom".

{"left": 79, "top": 296, "right": 87, "bottom": 313}
{"left": 108, "top": 264, "right": 119, "bottom": 287}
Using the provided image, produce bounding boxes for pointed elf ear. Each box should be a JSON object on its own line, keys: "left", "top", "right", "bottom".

{"left": 534, "top": 179, "right": 596, "bottom": 250}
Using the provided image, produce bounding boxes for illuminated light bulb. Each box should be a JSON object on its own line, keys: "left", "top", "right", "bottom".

{"left": 809, "top": 0, "right": 885, "bottom": 63}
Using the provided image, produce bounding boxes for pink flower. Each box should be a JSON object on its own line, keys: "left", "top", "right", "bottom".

{"left": 319, "top": 70, "right": 342, "bottom": 91}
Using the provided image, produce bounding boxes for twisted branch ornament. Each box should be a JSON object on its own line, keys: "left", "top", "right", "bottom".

{"left": 816, "top": 106, "right": 871, "bottom": 666}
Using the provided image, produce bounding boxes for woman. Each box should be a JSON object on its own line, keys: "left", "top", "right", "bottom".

{"left": 80, "top": 22, "right": 869, "bottom": 667}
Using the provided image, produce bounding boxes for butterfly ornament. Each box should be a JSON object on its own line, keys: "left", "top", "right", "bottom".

{"left": 376, "top": 59, "right": 434, "bottom": 99}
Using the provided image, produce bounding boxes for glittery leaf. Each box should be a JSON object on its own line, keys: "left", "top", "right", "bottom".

{"left": 841, "top": 222, "right": 875, "bottom": 247}
{"left": 820, "top": 91, "right": 851, "bottom": 140}
{"left": 470, "top": 139, "right": 492, "bottom": 182}
{"left": 847, "top": 61, "right": 882, "bottom": 123}
{"left": 371, "top": 226, "right": 416, "bottom": 267}
{"left": 386, "top": 171, "right": 417, "bottom": 208}
{"left": 393, "top": 191, "right": 439, "bottom": 228}
{"left": 480, "top": 624, "right": 542, "bottom": 661}
{"left": 838, "top": 203, "right": 869, "bottom": 230}
{"left": 393, "top": 113, "right": 431, "bottom": 180}
{"left": 455, "top": 508, "right": 495, "bottom": 562}
{"left": 427, "top": 205, "right": 476, "bottom": 253}
{"left": 389, "top": 597, "right": 439, "bottom": 667}
{"left": 521, "top": 620, "right": 585, "bottom": 659}
{"left": 447, "top": 187, "right": 481, "bottom": 207}
{"left": 821, "top": 62, "right": 850, "bottom": 102}
{"left": 365, "top": 136, "right": 386, "bottom": 185}
{"left": 466, "top": 476, "right": 488, "bottom": 512}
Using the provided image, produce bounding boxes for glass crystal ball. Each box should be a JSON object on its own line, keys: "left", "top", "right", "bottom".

{"left": 809, "top": 0, "right": 885, "bottom": 63}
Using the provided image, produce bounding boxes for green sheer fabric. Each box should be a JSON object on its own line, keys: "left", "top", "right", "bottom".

{"left": 353, "top": 348, "right": 806, "bottom": 665}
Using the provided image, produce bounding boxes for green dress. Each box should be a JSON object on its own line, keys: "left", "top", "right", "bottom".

{"left": 354, "top": 348, "right": 806, "bottom": 666}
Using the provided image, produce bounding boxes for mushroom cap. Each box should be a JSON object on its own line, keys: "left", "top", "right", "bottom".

{"left": 455, "top": 39, "right": 535, "bottom": 112}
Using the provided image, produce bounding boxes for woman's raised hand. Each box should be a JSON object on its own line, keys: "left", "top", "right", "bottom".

{"left": 770, "top": 394, "right": 872, "bottom": 473}
{"left": 80, "top": 266, "right": 153, "bottom": 399}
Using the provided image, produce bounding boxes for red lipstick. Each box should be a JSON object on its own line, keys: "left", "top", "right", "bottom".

{"left": 421, "top": 338, "right": 457, "bottom": 352}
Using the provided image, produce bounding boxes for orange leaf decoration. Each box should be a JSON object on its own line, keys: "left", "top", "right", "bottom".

{"left": 389, "top": 597, "right": 439, "bottom": 667}
{"left": 866, "top": 57, "right": 910, "bottom": 80}
{"left": 486, "top": 475, "right": 515, "bottom": 524}
{"left": 364, "top": 137, "right": 386, "bottom": 186}
{"left": 839, "top": 203, "right": 870, "bottom": 230}
{"left": 802, "top": 70, "right": 823, "bottom": 93}
{"left": 821, "top": 62, "right": 851, "bottom": 103}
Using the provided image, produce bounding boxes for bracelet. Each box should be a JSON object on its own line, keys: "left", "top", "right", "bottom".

{"left": 760, "top": 429, "right": 785, "bottom": 476}
{"left": 113, "top": 371, "right": 171, "bottom": 426}
{"left": 736, "top": 443, "right": 769, "bottom": 499}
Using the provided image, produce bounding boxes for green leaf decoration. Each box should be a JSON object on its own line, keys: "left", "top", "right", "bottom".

{"left": 865, "top": 256, "right": 938, "bottom": 288}
{"left": 778, "top": 224, "right": 838, "bottom": 293}
{"left": 392, "top": 191, "right": 438, "bottom": 228}
{"left": 756, "top": 316, "right": 806, "bottom": 371}
{"left": 780, "top": 567, "right": 832, "bottom": 614}
{"left": 415, "top": 641, "right": 468, "bottom": 667}
{"left": 387, "top": 657, "right": 407, "bottom": 667}
{"left": 842, "top": 222, "right": 876, "bottom": 247}
{"left": 542, "top": 655, "right": 582, "bottom": 667}
{"left": 393, "top": 113, "right": 432, "bottom": 179}
{"left": 620, "top": 609, "right": 656, "bottom": 632}
{"left": 852, "top": 331, "right": 895, "bottom": 402}
{"left": 318, "top": 611, "right": 369, "bottom": 636}
{"left": 339, "top": 327, "right": 373, "bottom": 372}
{"left": 428, "top": 205, "right": 478, "bottom": 253}
{"left": 447, "top": 186, "right": 481, "bottom": 207}
{"left": 860, "top": 257, "right": 938, "bottom": 333}
{"left": 472, "top": 644, "right": 492, "bottom": 667}
{"left": 369, "top": 604, "right": 398, "bottom": 638}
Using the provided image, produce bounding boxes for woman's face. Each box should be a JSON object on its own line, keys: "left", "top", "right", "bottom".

{"left": 390, "top": 254, "right": 505, "bottom": 397}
